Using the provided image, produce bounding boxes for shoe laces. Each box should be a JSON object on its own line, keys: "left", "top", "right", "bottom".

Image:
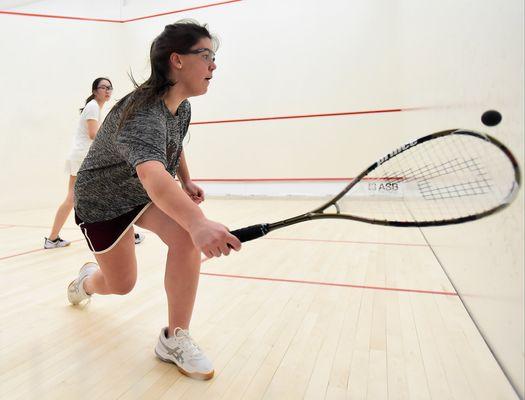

{"left": 175, "top": 329, "right": 202, "bottom": 356}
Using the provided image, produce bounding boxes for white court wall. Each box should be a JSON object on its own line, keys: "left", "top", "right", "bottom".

{"left": 122, "top": 0, "right": 406, "bottom": 180}
{"left": 0, "top": 13, "right": 127, "bottom": 211}
{"left": 0, "top": 0, "right": 523, "bottom": 396}
{"left": 3, "top": 0, "right": 125, "bottom": 20}
{"left": 395, "top": 3, "right": 524, "bottom": 396}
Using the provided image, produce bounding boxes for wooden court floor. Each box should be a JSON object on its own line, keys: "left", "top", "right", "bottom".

{"left": 0, "top": 198, "right": 518, "bottom": 400}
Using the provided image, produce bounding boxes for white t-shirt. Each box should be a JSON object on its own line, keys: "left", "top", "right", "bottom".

{"left": 68, "top": 99, "right": 101, "bottom": 161}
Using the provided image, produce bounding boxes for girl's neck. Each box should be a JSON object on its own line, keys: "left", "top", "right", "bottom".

{"left": 163, "top": 87, "right": 187, "bottom": 115}
{"left": 95, "top": 98, "right": 105, "bottom": 108}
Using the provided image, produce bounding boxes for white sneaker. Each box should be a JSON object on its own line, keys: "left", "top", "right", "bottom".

{"left": 155, "top": 327, "right": 214, "bottom": 380}
{"left": 134, "top": 232, "right": 145, "bottom": 245}
{"left": 67, "top": 262, "right": 99, "bottom": 305}
{"left": 44, "top": 236, "right": 71, "bottom": 249}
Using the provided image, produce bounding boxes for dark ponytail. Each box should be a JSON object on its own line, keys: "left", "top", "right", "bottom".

{"left": 80, "top": 77, "right": 112, "bottom": 113}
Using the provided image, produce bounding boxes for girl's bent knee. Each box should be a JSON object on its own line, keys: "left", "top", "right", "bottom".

{"left": 110, "top": 280, "right": 136, "bottom": 295}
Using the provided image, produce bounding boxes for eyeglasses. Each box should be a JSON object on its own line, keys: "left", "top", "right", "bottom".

{"left": 186, "top": 48, "right": 216, "bottom": 65}
{"left": 97, "top": 85, "right": 113, "bottom": 91}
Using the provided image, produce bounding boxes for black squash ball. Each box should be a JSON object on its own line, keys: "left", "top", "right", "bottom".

{"left": 481, "top": 110, "right": 502, "bottom": 126}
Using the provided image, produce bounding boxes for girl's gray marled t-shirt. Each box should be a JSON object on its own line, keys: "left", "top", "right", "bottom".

{"left": 74, "top": 96, "right": 191, "bottom": 223}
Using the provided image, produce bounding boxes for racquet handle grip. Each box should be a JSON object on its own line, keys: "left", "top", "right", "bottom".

{"left": 230, "top": 223, "right": 270, "bottom": 243}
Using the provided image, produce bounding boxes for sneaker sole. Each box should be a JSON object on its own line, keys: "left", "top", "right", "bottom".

{"left": 44, "top": 243, "right": 71, "bottom": 249}
{"left": 154, "top": 349, "right": 214, "bottom": 380}
{"left": 67, "top": 280, "right": 79, "bottom": 305}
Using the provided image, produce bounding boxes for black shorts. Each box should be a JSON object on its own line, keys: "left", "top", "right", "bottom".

{"left": 75, "top": 203, "right": 151, "bottom": 254}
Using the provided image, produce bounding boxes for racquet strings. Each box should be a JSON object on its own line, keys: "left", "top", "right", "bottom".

{"left": 335, "top": 133, "right": 518, "bottom": 223}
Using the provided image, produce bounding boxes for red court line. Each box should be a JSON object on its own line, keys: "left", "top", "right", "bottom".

{"left": 194, "top": 177, "right": 351, "bottom": 182}
{"left": 122, "top": 0, "right": 242, "bottom": 22}
{"left": 190, "top": 108, "right": 407, "bottom": 125}
{"left": 191, "top": 177, "right": 402, "bottom": 182}
{"left": 0, "top": 239, "right": 445, "bottom": 295}
{"left": 0, "top": 0, "right": 242, "bottom": 23}
{"left": 200, "top": 271, "right": 457, "bottom": 296}
{"left": 0, "top": 239, "right": 84, "bottom": 261}
{"left": 0, "top": 228, "right": 425, "bottom": 261}
{"left": 0, "top": 223, "right": 79, "bottom": 230}
{"left": 264, "top": 237, "right": 428, "bottom": 248}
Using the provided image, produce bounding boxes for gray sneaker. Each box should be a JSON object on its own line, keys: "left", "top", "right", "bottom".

{"left": 67, "top": 262, "right": 99, "bottom": 305}
{"left": 155, "top": 327, "right": 214, "bottom": 380}
{"left": 134, "top": 232, "right": 145, "bottom": 245}
{"left": 44, "top": 236, "right": 71, "bottom": 249}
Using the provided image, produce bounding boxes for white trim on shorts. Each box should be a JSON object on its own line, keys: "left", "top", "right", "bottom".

{"left": 88, "top": 202, "right": 151, "bottom": 255}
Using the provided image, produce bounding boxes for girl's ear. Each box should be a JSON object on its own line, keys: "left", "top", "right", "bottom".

{"left": 170, "top": 53, "right": 183, "bottom": 69}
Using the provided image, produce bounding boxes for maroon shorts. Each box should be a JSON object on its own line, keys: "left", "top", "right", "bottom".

{"left": 75, "top": 203, "right": 151, "bottom": 253}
